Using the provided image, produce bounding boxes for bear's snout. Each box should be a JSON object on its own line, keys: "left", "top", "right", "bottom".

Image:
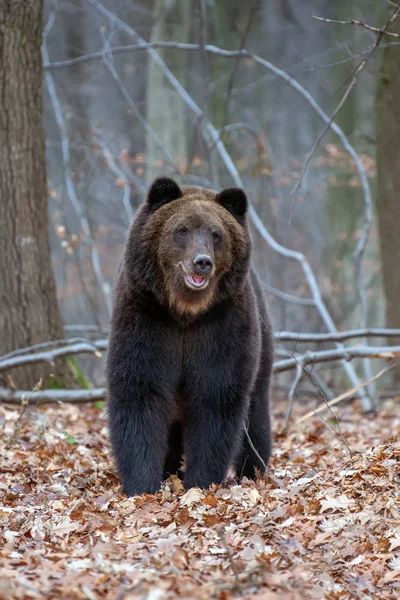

{"left": 192, "top": 254, "right": 213, "bottom": 275}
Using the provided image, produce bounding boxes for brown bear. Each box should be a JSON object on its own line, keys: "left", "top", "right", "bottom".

{"left": 106, "top": 177, "right": 273, "bottom": 496}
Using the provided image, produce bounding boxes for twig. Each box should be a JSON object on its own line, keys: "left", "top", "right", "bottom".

{"left": 296, "top": 363, "right": 396, "bottom": 424}
{"left": 284, "top": 364, "right": 303, "bottom": 429}
{"left": 0, "top": 388, "right": 106, "bottom": 405}
{"left": 244, "top": 423, "right": 267, "bottom": 473}
{"left": 312, "top": 16, "right": 400, "bottom": 38}
{"left": 274, "top": 346, "right": 400, "bottom": 374}
{"left": 276, "top": 328, "right": 400, "bottom": 343}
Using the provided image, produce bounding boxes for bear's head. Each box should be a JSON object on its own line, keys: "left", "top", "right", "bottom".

{"left": 125, "top": 177, "right": 251, "bottom": 317}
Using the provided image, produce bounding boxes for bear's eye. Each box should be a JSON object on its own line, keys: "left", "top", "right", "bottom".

{"left": 178, "top": 227, "right": 188, "bottom": 237}
{"left": 212, "top": 231, "right": 221, "bottom": 242}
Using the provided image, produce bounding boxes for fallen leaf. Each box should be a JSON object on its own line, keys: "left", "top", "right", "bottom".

{"left": 179, "top": 488, "right": 203, "bottom": 507}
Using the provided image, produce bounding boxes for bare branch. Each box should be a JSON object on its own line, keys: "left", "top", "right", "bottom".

{"left": 262, "top": 284, "right": 315, "bottom": 307}
{"left": 294, "top": 4, "right": 400, "bottom": 196}
{"left": 0, "top": 388, "right": 106, "bottom": 405}
{"left": 312, "top": 16, "right": 400, "bottom": 38}
{"left": 43, "top": 40, "right": 400, "bottom": 71}
{"left": 273, "top": 346, "right": 400, "bottom": 374}
{"left": 276, "top": 328, "right": 400, "bottom": 343}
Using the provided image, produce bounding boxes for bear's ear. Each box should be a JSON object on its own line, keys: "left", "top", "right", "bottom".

{"left": 146, "top": 177, "right": 182, "bottom": 212}
{"left": 217, "top": 188, "right": 248, "bottom": 224}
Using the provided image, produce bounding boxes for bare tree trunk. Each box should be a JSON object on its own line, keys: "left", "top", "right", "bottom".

{"left": 376, "top": 24, "right": 400, "bottom": 383}
{"left": 0, "top": 1, "right": 69, "bottom": 388}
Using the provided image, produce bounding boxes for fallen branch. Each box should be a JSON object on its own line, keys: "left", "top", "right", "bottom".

{"left": 3, "top": 330, "right": 400, "bottom": 371}
{"left": 1, "top": 351, "right": 396, "bottom": 406}
{"left": 276, "top": 328, "right": 400, "bottom": 343}
{"left": 0, "top": 388, "right": 106, "bottom": 405}
{"left": 273, "top": 346, "right": 400, "bottom": 374}
{"left": 0, "top": 341, "right": 108, "bottom": 372}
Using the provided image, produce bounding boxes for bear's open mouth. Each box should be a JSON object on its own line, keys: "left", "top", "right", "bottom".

{"left": 185, "top": 274, "right": 209, "bottom": 290}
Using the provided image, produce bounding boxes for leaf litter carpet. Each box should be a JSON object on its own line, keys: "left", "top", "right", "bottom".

{"left": 0, "top": 397, "right": 399, "bottom": 599}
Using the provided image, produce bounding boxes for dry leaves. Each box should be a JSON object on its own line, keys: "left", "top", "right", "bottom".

{"left": 0, "top": 397, "right": 399, "bottom": 599}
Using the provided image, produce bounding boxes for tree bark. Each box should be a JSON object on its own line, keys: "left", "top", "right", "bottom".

{"left": 0, "top": 2, "right": 68, "bottom": 388}
{"left": 376, "top": 20, "right": 400, "bottom": 383}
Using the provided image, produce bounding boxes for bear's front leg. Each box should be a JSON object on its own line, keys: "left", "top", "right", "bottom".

{"left": 106, "top": 320, "right": 180, "bottom": 496}
{"left": 183, "top": 389, "right": 248, "bottom": 489}
{"left": 108, "top": 391, "right": 171, "bottom": 496}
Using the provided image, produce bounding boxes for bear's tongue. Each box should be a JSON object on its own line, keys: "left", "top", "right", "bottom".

{"left": 189, "top": 275, "right": 205, "bottom": 287}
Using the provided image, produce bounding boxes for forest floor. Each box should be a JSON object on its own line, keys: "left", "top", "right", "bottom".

{"left": 0, "top": 395, "right": 399, "bottom": 600}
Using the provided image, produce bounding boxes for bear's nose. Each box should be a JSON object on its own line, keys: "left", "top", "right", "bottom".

{"left": 193, "top": 254, "right": 213, "bottom": 275}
